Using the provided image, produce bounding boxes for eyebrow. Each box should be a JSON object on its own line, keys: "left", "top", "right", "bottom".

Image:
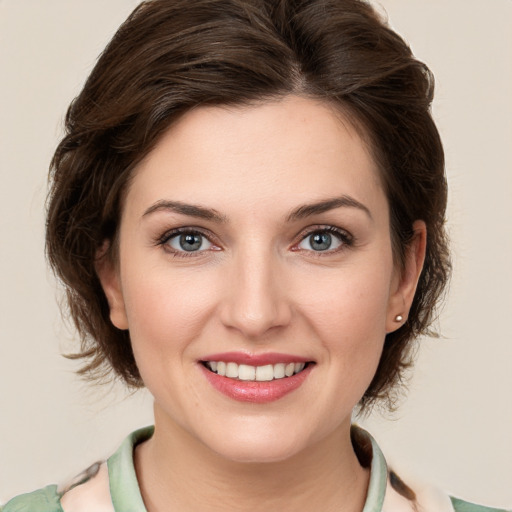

{"left": 287, "top": 196, "right": 373, "bottom": 222}
{"left": 143, "top": 200, "right": 228, "bottom": 223}
{"left": 143, "top": 195, "right": 372, "bottom": 223}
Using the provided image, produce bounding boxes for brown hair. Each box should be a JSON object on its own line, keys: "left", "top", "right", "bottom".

{"left": 46, "top": 0, "right": 450, "bottom": 409}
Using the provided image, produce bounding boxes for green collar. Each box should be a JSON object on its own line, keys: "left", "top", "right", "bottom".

{"left": 107, "top": 426, "right": 154, "bottom": 511}
{"left": 107, "top": 425, "right": 388, "bottom": 512}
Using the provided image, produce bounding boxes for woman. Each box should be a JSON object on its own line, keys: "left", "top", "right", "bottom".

{"left": 1, "top": 0, "right": 509, "bottom": 511}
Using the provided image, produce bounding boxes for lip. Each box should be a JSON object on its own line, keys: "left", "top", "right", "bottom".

{"left": 199, "top": 358, "right": 314, "bottom": 404}
{"left": 201, "top": 351, "right": 311, "bottom": 366}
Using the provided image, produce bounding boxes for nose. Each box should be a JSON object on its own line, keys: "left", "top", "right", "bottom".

{"left": 219, "top": 247, "right": 292, "bottom": 339}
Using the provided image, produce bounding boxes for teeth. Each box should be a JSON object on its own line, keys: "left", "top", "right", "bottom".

{"left": 294, "top": 362, "right": 305, "bottom": 373}
{"left": 238, "top": 364, "right": 256, "bottom": 381}
{"left": 205, "top": 361, "right": 308, "bottom": 381}
{"left": 226, "top": 362, "right": 238, "bottom": 378}
{"left": 274, "top": 363, "right": 285, "bottom": 379}
{"left": 285, "top": 363, "right": 295, "bottom": 377}
{"left": 255, "top": 364, "right": 274, "bottom": 381}
{"left": 217, "top": 361, "right": 226, "bottom": 376}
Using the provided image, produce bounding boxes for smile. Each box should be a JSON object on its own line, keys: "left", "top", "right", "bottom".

{"left": 199, "top": 354, "right": 315, "bottom": 403}
{"left": 203, "top": 361, "right": 307, "bottom": 381}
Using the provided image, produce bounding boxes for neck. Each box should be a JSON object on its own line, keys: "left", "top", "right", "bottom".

{"left": 135, "top": 407, "right": 369, "bottom": 512}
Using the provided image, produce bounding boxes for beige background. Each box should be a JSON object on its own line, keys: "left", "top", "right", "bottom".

{"left": 0, "top": 0, "right": 511, "bottom": 507}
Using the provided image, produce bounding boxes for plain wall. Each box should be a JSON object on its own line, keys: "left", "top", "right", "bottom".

{"left": 0, "top": 0, "right": 510, "bottom": 507}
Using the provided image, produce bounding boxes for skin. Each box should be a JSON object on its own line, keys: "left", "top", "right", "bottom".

{"left": 98, "top": 95, "right": 426, "bottom": 512}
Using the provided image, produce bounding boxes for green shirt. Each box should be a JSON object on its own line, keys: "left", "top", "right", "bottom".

{"left": 2, "top": 427, "right": 509, "bottom": 512}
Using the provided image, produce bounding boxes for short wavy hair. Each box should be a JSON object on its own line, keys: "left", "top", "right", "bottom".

{"left": 46, "top": 0, "right": 450, "bottom": 410}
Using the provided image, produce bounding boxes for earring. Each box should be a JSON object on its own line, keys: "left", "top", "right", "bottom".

{"left": 394, "top": 314, "right": 403, "bottom": 322}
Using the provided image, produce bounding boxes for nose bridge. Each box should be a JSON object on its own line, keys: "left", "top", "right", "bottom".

{"left": 220, "top": 239, "right": 291, "bottom": 338}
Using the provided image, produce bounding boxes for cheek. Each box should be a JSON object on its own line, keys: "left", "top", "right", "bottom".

{"left": 299, "top": 260, "right": 393, "bottom": 379}
{"left": 121, "top": 266, "right": 220, "bottom": 360}
{"left": 303, "top": 264, "right": 392, "bottom": 336}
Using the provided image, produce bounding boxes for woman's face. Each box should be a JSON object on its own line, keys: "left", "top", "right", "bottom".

{"left": 100, "top": 95, "right": 422, "bottom": 463}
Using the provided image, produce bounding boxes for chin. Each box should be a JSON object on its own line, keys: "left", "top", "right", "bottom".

{"left": 212, "top": 435, "right": 306, "bottom": 464}
{"left": 197, "top": 418, "right": 320, "bottom": 464}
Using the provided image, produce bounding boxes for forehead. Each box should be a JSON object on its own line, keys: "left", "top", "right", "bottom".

{"left": 125, "top": 95, "right": 385, "bottom": 219}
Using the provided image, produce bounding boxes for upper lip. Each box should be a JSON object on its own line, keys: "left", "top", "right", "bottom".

{"left": 200, "top": 352, "right": 312, "bottom": 366}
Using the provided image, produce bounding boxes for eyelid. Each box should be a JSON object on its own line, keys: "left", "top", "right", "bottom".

{"left": 291, "top": 225, "right": 354, "bottom": 253}
{"left": 154, "top": 224, "right": 354, "bottom": 257}
{"left": 156, "top": 226, "right": 222, "bottom": 256}
{"left": 168, "top": 232, "right": 213, "bottom": 252}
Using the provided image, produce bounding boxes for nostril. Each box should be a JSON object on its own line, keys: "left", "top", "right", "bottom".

{"left": 219, "top": 302, "right": 292, "bottom": 338}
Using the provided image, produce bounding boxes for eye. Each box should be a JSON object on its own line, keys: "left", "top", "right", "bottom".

{"left": 165, "top": 231, "right": 213, "bottom": 253}
{"left": 297, "top": 228, "right": 350, "bottom": 252}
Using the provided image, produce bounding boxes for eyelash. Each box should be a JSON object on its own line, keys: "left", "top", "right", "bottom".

{"left": 293, "top": 226, "right": 354, "bottom": 255}
{"left": 155, "top": 225, "right": 354, "bottom": 258}
{"left": 156, "top": 227, "right": 218, "bottom": 258}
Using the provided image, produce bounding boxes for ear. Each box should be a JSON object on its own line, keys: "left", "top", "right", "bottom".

{"left": 95, "top": 242, "right": 129, "bottom": 330}
{"left": 386, "top": 220, "right": 427, "bottom": 333}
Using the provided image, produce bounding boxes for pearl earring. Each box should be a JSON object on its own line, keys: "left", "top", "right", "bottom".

{"left": 394, "top": 315, "right": 403, "bottom": 322}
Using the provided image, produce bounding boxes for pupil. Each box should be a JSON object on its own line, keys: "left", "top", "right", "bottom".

{"left": 180, "top": 233, "right": 202, "bottom": 251}
{"left": 311, "top": 232, "right": 331, "bottom": 251}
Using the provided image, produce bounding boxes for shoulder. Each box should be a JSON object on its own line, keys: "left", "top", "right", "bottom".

{"left": 2, "top": 463, "right": 113, "bottom": 512}
{"left": 1, "top": 485, "right": 63, "bottom": 512}
{"left": 1, "top": 427, "right": 152, "bottom": 512}
{"left": 361, "top": 426, "right": 510, "bottom": 512}
{"left": 450, "top": 496, "right": 511, "bottom": 512}
{"left": 59, "top": 462, "right": 113, "bottom": 512}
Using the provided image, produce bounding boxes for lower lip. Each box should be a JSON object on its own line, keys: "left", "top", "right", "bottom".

{"left": 200, "top": 364, "right": 313, "bottom": 403}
